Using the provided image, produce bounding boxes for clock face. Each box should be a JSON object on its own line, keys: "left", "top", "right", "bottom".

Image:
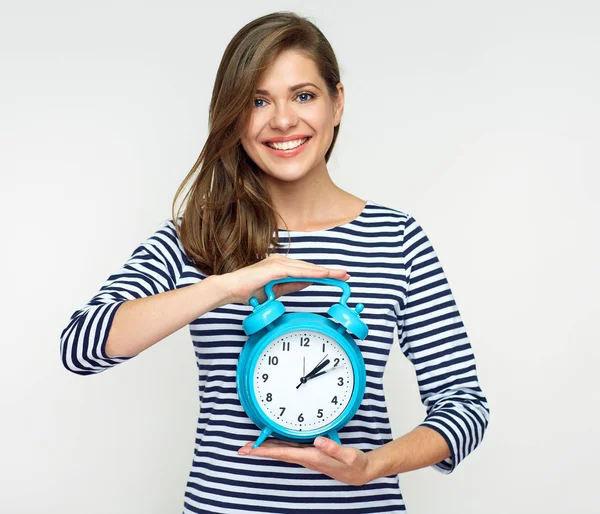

{"left": 253, "top": 329, "right": 354, "bottom": 432}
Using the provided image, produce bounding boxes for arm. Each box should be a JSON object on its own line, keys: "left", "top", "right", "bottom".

{"left": 239, "top": 215, "right": 488, "bottom": 483}
{"left": 103, "top": 274, "right": 229, "bottom": 358}
{"left": 367, "top": 426, "right": 450, "bottom": 477}
{"left": 60, "top": 219, "right": 230, "bottom": 375}
{"left": 397, "top": 214, "right": 490, "bottom": 474}
{"left": 239, "top": 426, "right": 450, "bottom": 486}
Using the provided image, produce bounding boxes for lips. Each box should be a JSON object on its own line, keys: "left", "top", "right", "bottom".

{"left": 262, "top": 136, "right": 312, "bottom": 158}
{"left": 264, "top": 137, "right": 310, "bottom": 151}
{"left": 263, "top": 134, "right": 312, "bottom": 143}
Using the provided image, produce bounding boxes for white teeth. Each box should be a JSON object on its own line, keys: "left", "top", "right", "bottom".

{"left": 266, "top": 137, "right": 309, "bottom": 150}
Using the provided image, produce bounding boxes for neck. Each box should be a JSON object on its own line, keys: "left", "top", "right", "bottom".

{"left": 264, "top": 163, "right": 346, "bottom": 230}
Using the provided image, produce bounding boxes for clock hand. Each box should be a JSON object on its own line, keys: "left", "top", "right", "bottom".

{"left": 307, "top": 363, "right": 347, "bottom": 381}
{"left": 296, "top": 356, "right": 330, "bottom": 389}
{"left": 305, "top": 358, "right": 330, "bottom": 379}
{"left": 313, "top": 354, "right": 329, "bottom": 371}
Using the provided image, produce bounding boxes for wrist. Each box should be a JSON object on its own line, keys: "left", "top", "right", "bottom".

{"left": 365, "top": 450, "right": 382, "bottom": 483}
{"left": 201, "top": 273, "right": 237, "bottom": 307}
{"left": 365, "top": 442, "right": 399, "bottom": 481}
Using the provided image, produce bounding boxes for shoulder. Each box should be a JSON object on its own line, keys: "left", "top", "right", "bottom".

{"left": 150, "top": 216, "right": 181, "bottom": 240}
{"left": 163, "top": 216, "right": 183, "bottom": 234}
{"left": 140, "top": 216, "right": 186, "bottom": 259}
{"left": 363, "top": 199, "right": 414, "bottom": 229}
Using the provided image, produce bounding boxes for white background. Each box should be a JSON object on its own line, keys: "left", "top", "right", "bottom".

{"left": 1, "top": 1, "right": 599, "bottom": 512}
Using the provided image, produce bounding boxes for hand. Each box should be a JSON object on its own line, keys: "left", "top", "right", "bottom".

{"left": 218, "top": 254, "right": 350, "bottom": 305}
{"left": 238, "top": 437, "right": 374, "bottom": 486}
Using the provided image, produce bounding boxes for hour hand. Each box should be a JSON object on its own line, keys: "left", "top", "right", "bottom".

{"left": 309, "top": 363, "right": 346, "bottom": 380}
{"left": 296, "top": 357, "right": 330, "bottom": 389}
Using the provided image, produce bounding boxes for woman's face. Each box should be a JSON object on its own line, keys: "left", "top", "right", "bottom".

{"left": 240, "top": 49, "right": 344, "bottom": 186}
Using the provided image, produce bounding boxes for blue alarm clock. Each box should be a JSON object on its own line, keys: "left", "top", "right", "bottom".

{"left": 236, "top": 277, "right": 368, "bottom": 449}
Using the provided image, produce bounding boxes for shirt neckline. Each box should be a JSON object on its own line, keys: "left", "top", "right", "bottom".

{"left": 276, "top": 200, "right": 371, "bottom": 234}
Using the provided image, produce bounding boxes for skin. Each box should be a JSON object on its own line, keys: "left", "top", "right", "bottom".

{"left": 238, "top": 427, "right": 451, "bottom": 486}
{"left": 237, "top": 49, "right": 452, "bottom": 484}
{"left": 240, "top": 48, "right": 365, "bottom": 231}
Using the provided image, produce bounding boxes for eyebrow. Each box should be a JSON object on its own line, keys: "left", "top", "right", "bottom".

{"left": 255, "top": 82, "right": 322, "bottom": 95}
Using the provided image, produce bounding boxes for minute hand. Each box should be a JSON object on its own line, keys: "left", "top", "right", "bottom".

{"left": 308, "top": 364, "right": 346, "bottom": 381}
{"left": 305, "top": 359, "right": 330, "bottom": 379}
{"left": 296, "top": 358, "right": 331, "bottom": 389}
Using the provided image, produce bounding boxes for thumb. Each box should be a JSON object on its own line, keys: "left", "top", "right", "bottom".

{"left": 314, "top": 436, "right": 344, "bottom": 459}
{"left": 273, "top": 281, "right": 311, "bottom": 298}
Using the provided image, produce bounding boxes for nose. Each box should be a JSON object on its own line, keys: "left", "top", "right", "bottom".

{"left": 269, "top": 101, "right": 299, "bottom": 132}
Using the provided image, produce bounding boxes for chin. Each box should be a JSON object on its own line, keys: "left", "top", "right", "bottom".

{"left": 265, "top": 172, "right": 310, "bottom": 183}
{"left": 264, "top": 164, "right": 319, "bottom": 182}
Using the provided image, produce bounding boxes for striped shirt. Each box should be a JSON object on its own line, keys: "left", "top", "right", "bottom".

{"left": 60, "top": 199, "right": 490, "bottom": 513}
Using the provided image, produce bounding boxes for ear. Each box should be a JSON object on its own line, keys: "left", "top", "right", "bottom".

{"left": 333, "top": 82, "right": 344, "bottom": 127}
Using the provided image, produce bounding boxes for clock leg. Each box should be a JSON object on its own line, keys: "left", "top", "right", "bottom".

{"left": 253, "top": 427, "right": 273, "bottom": 448}
{"left": 326, "top": 430, "right": 342, "bottom": 445}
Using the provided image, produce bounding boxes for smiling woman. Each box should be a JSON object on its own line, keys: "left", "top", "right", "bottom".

{"left": 241, "top": 51, "right": 342, "bottom": 180}
{"left": 60, "top": 10, "right": 489, "bottom": 514}
{"left": 171, "top": 13, "right": 351, "bottom": 269}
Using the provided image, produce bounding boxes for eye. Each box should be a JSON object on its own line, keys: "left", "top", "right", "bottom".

{"left": 252, "top": 92, "right": 316, "bottom": 109}
{"left": 297, "top": 92, "right": 315, "bottom": 103}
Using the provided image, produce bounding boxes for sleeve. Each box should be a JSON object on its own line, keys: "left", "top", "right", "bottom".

{"left": 397, "top": 214, "right": 490, "bottom": 474}
{"left": 59, "top": 219, "right": 184, "bottom": 376}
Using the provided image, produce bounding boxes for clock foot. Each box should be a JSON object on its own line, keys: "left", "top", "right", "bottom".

{"left": 253, "top": 427, "right": 273, "bottom": 448}
{"left": 326, "top": 430, "right": 342, "bottom": 445}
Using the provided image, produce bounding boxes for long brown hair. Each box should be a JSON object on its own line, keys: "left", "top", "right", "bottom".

{"left": 171, "top": 11, "right": 343, "bottom": 276}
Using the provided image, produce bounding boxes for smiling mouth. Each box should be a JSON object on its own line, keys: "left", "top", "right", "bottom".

{"left": 264, "top": 137, "right": 311, "bottom": 151}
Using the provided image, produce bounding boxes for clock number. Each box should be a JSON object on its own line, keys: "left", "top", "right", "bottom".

{"left": 266, "top": 393, "right": 272, "bottom": 402}
{"left": 331, "top": 396, "right": 338, "bottom": 405}
{"left": 268, "top": 356, "right": 279, "bottom": 365}
{"left": 338, "top": 377, "right": 344, "bottom": 386}
{"left": 279, "top": 407, "right": 286, "bottom": 416}
{"left": 334, "top": 358, "right": 340, "bottom": 367}
{"left": 262, "top": 373, "right": 269, "bottom": 382}
{"left": 322, "top": 343, "right": 326, "bottom": 352}
{"left": 282, "top": 341, "right": 290, "bottom": 351}
{"left": 300, "top": 336, "right": 310, "bottom": 347}
{"left": 317, "top": 408, "right": 324, "bottom": 418}
{"left": 298, "top": 413, "right": 304, "bottom": 423}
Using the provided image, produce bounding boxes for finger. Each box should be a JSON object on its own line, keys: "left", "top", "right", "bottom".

{"left": 240, "top": 444, "right": 318, "bottom": 464}
{"left": 273, "top": 282, "right": 311, "bottom": 297}
{"left": 244, "top": 439, "right": 311, "bottom": 449}
{"left": 276, "top": 256, "right": 347, "bottom": 273}
{"left": 278, "top": 264, "right": 350, "bottom": 279}
{"left": 264, "top": 441, "right": 313, "bottom": 448}
{"left": 238, "top": 439, "right": 311, "bottom": 452}
{"left": 285, "top": 261, "right": 349, "bottom": 275}
{"left": 313, "top": 437, "right": 352, "bottom": 464}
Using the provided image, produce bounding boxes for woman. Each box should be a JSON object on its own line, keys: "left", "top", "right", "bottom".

{"left": 60, "top": 11, "right": 489, "bottom": 513}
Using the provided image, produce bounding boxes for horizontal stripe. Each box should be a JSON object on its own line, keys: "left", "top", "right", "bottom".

{"left": 59, "top": 200, "right": 489, "bottom": 512}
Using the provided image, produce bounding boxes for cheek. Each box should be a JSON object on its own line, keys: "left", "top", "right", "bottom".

{"left": 240, "top": 135, "right": 251, "bottom": 156}
{"left": 241, "top": 118, "right": 263, "bottom": 146}
{"left": 308, "top": 108, "right": 334, "bottom": 135}
{"left": 241, "top": 131, "right": 260, "bottom": 159}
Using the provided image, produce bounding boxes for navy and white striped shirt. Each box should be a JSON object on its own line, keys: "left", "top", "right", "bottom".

{"left": 60, "top": 200, "right": 489, "bottom": 513}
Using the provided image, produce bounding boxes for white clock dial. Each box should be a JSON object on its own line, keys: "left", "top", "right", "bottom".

{"left": 253, "top": 329, "right": 354, "bottom": 431}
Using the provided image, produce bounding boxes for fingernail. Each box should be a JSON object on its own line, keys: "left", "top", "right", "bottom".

{"left": 238, "top": 447, "right": 250, "bottom": 455}
{"left": 314, "top": 437, "right": 326, "bottom": 448}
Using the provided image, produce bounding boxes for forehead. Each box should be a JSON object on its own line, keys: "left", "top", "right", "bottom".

{"left": 256, "top": 50, "right": 323, "bottom": 90}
